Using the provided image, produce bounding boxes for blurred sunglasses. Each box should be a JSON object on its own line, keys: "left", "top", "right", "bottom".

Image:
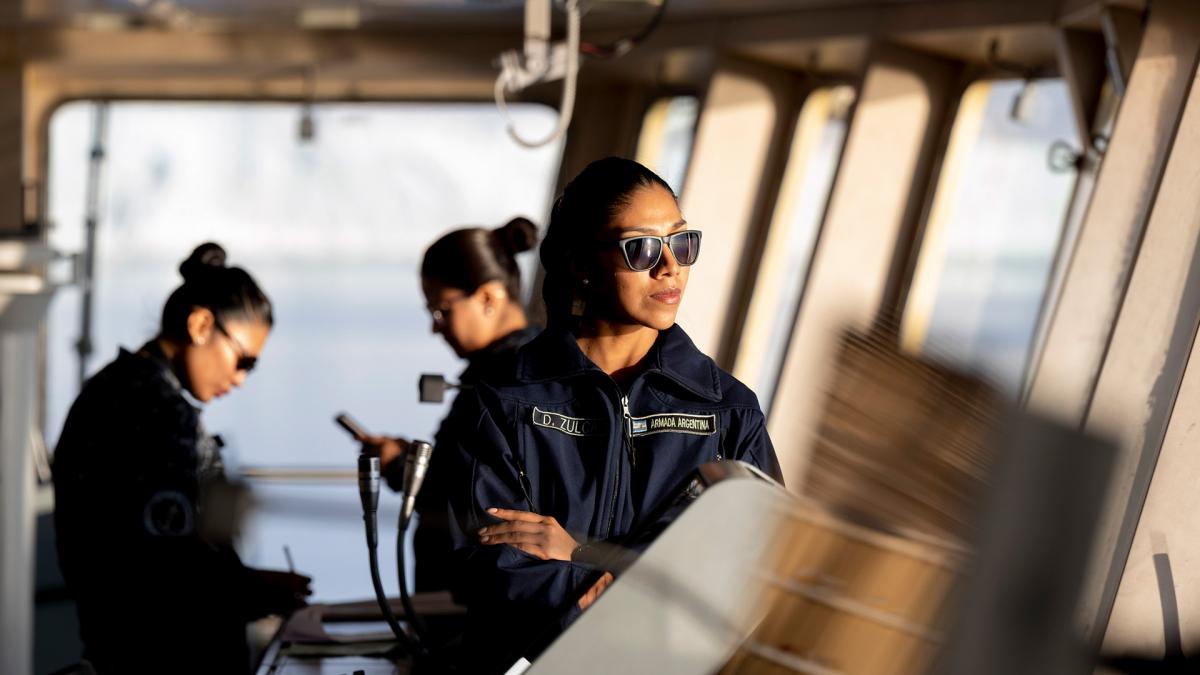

{"left": 428, "top": 294, "right": 472, "bottom": 327}
{"left": 608, "top": 230, "right": 702, "bottom": 272}
{"left": 213, "top": 318, "right": 258, "bottom": 373}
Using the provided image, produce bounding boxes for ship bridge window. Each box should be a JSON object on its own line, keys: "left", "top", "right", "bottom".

{"left": 733, "top": 85, "right": 856, "bottom": 411}
{"left": 44, "top": 100, "right": 564, "bottom": 600}
{"left": 635, "top": 95, "right": 700, "bottom": 196}
{"left": 900, "top": 78, "right": 1079, "bottom": 395}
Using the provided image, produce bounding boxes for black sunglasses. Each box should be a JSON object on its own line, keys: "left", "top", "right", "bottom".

{"left": 608, "top": 230, "right": 703, "bottom": 272}
{"left": 212, "top": 318, "right": 258, "bottom": 373}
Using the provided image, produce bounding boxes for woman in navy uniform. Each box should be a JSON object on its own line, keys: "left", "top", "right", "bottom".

{"left": 52, "top": 243, "right": 311, "bottom": 675}
{"left": 357, "top": 217, "right": 542, "bottom": 594}
{"left": 444, "top": 157, "right": 784, "bottom": 672}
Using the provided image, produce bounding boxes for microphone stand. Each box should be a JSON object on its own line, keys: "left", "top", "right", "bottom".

{"left": 397, "top": 441, "right": 434, "bottom": 649}
{"left": 359, "top": 454, "right": 419, "bottom": 654}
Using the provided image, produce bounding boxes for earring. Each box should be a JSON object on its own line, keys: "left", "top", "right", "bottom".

{"left": 571, "top": 279, "right": 589, "bottom": 317}
{"left": 484, "top": 306, "right": 495, "bottom": 316}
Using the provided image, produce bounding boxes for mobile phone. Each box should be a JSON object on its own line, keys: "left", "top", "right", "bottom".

{"left": 334, "top": 412, "right": 369, "bottom": 441}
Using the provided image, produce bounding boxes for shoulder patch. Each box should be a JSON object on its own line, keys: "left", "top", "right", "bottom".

{"left": 631, "top": 411, "right": 717, "bottom": 436}
{"left": 143, "top": 490, "right": 194, "bottom": 537}
{"left": 532, "top": 407, "right": 606, "bottom": 437}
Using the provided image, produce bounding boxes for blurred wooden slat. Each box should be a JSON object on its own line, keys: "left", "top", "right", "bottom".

{"left": 803, "top": 330, "right": 999, "bottom": 543}
{"left": 723, "top": 329, "right": 997, "bottom": 674}
{"left": 722, "top": 502, "right": 964, "bottom": 675}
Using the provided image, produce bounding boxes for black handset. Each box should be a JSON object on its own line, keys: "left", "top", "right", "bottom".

{"left": 334, "top": 412, "right": 369, "bottom": 441}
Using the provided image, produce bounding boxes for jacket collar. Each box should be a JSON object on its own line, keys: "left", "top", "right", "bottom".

{"left": 128, "top": 339, "right": 184, "bottom": 394}
{"left": 459, "top": 325, "right": 542, "bottom": 384}
{"left": 516, "top": 324, "right": 722, "bottom": 402}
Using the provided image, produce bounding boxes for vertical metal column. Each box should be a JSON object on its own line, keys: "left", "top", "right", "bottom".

{"left": 76, "top": 102, "right": 109, "bottom": 388}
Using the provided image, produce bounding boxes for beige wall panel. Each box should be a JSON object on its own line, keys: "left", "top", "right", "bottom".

{"left": 1026, "top": 0, "right": 1200, "bottom": 425}
{"left": 1080, "top": 61, "right": 1200, "bottom": 647}
{"left": 1104, "top": 320, "right": 1200, "bottom": 657}
{"left": 766, "top": 44, "right": 957, "bottom": 487}
{"left": 675, "top": 66, "right": 777, "bottom": 356}
{"left": 0, "top": 328, "right": 41, "bottom": 675}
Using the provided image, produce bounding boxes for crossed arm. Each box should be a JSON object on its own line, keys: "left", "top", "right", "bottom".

{"left": 477, "top": 507, "right": 614, "bottom": 610}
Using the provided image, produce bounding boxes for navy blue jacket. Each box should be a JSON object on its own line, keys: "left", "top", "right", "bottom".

{"left": 384, "top": 325, "right": 540, "bottom": 593}
{"left": 443, "top": 324, "right": 783, "bottom": 670}
{"left": 53, "top": 343, "right": 291, "bottom": 675}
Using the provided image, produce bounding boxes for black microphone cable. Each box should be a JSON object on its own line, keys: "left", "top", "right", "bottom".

{"left": 359, "top": 453, "right": 420, "bottom": 654}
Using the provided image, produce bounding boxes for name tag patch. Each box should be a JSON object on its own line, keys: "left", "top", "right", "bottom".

{"left": 631, "top": 412, "right": 716, "bottom": 436}
{"left": 532, "top": 407, "right": 606, "bottom": 437}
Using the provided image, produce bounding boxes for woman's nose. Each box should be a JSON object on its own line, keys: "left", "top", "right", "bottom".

{"left": 654, "top": 244, "right": 681, "bottom": 277}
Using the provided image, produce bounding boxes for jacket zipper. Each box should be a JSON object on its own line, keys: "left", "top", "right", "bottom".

{"left": 621, "top": 395, "right": 636, "bottom": 468}
{"left": 604, "top": 387, "right": 633, "bottom": 539}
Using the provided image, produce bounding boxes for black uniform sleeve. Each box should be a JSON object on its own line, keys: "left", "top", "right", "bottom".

{"left": 727, "top": 406, "right": 785, "bottom": 485}
{"left": 55, "top": 376, "right": 285, "bottom": 625}
{"left": 444, "top": 391, "right": 597, "bottom": 665}
{"left": 409, "top": 390, "right": 475, "bottom": 592}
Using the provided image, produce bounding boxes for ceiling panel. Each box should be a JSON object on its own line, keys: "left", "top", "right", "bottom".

{"left": 10, "top": 0, "right": 986, "bottom": 29}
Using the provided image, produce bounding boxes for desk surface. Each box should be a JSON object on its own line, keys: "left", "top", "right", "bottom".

{"left": 255, "top": 621, "right": 407, "bottom": 675}
{"left": 257, "top": 648, "right": 406, "bottom": 675}
{"left": 256, "top": 594, "right": 464, "bottom": 675}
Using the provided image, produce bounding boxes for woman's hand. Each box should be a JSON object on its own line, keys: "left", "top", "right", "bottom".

{"left": 578, "top": 572, "right": 614, "bottom": 610}
{"left": 478, "top": 507, "right": 579, "bottom": 561}
{"left": 359, "top": 435, "right": 407, "bottom": 470}
{"left": 256, "top": 569, "right": 313, "bottom": 614}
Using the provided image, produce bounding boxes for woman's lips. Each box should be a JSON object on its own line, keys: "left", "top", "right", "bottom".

{"left": 651, "top": 288, "right": 681, "bottom": 305}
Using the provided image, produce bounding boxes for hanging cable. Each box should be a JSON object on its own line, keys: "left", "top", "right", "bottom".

{"left": 494, "top": 0, "right": 581, "bottom": 149}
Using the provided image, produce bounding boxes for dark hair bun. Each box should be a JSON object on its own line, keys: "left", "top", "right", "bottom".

{"left": 493, "top": 217, "right": 538, "bottom": 255}
{"left": 179, "top": 242, "right": 228, "bottom": 281}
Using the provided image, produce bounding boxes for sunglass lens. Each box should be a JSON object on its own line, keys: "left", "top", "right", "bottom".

{"left": 623, "top": 237, "right": 662, "bottom": 271}
{"left": 668, "top": 232, "right": 701, "bottom": 266}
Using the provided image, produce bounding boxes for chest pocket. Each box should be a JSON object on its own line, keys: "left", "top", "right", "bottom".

{"left": 520, "top": 406, "right": 610, "bottom": 516}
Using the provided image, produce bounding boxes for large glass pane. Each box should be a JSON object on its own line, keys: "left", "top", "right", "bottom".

{"left": 733, "top": 86, "right": 855, "bottom": 411}
{"left": 901, "top": 79, "right": 1078, "bottom": 395}
{"left": 635, "top": 95, "right": 700, "bottom": 195}
{"left": 45, "top": 100, "right": 563, "bottom": 600}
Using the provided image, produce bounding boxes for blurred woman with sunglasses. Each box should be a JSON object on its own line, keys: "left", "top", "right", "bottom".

{"left": 53, "top": 243, "right": 311, "bottom": 675}
{"left": 443, "top": 157, "right": 784, "bottom": 672}
{"left": 356, "top": 217, "right": 541, "bottom": 595}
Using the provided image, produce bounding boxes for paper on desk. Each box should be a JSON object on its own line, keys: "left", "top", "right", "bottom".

{"left": 281, "top": 605, "right": 396, "bottom": 644}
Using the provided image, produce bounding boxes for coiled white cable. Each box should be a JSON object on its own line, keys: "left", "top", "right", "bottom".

{"left": 494, "top": 0, "right": 581, "bottom": 149}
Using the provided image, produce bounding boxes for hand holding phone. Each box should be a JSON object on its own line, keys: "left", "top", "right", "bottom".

{"left": 335, "top": 412, "right": 407, "bottom": 467}
{"left": 334, "top": 412, "right": 369, "bottom": 441}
